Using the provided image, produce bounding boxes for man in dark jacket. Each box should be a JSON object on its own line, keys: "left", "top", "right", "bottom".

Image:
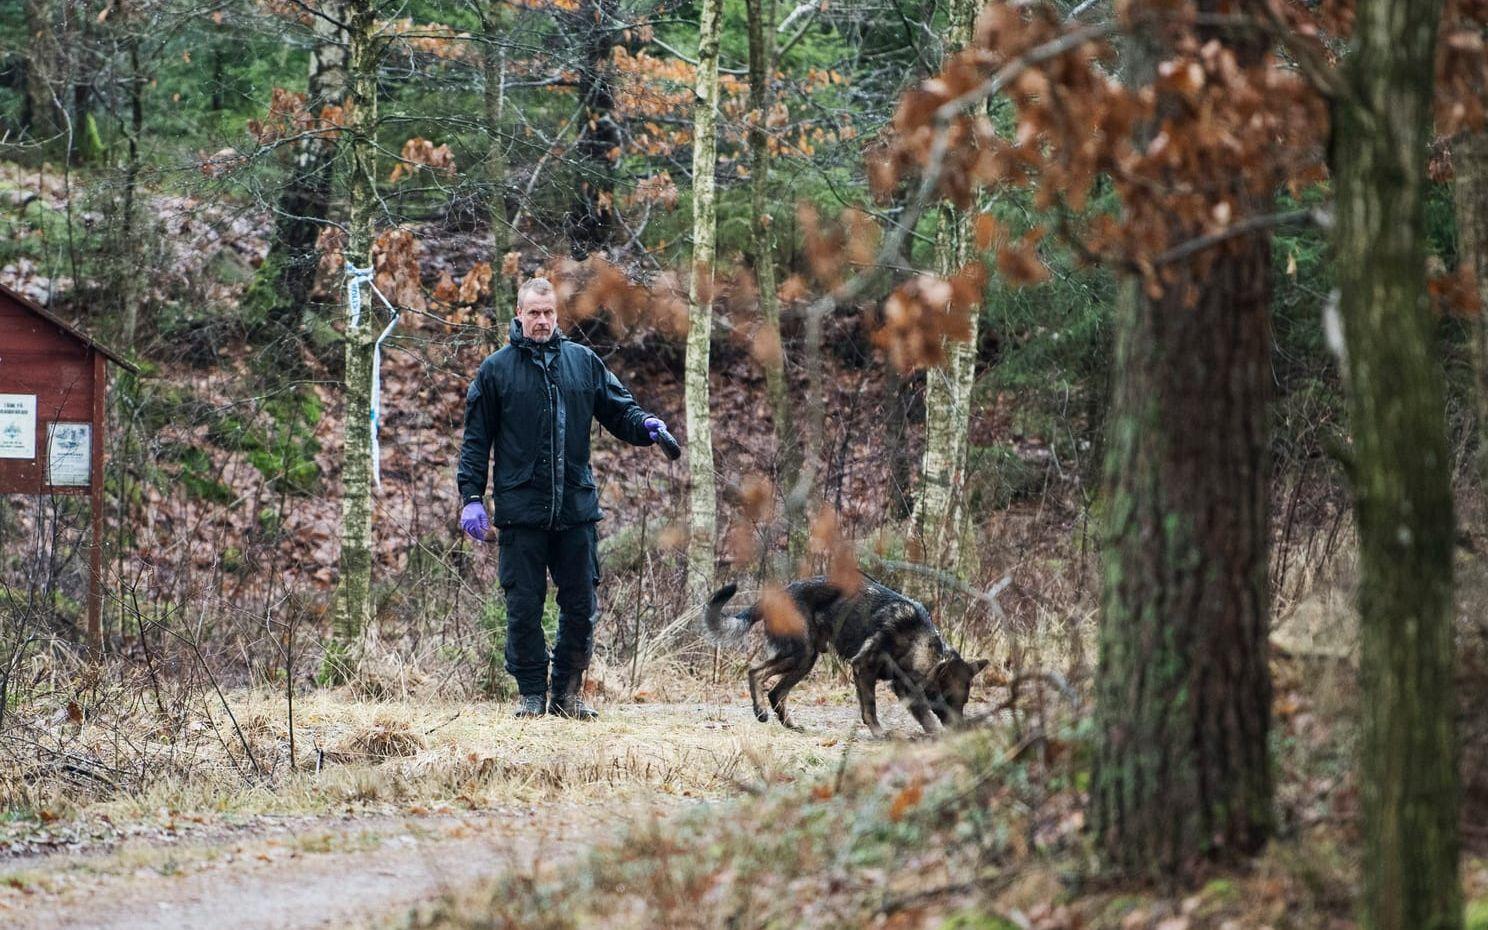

{"left": 457, "top": 277, "right": 667, "bottom": 719}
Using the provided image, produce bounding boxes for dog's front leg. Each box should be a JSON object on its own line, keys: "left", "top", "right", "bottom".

{"left": 908, "top": 700, "right": 942, "bottom": 736}
{"left": 850, "top": 648, "right": 887, "bottom": 739}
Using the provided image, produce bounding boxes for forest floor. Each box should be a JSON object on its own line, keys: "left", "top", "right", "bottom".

{"left": 6, "top": 656, "right": 1488, "bottom": 928}
{"left": 0, "top": 693, "right": 933, "bottom": 929}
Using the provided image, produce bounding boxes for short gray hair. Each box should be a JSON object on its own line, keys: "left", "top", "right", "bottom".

{"left": 517, "top": 277, "right": 556, "bottom": 309}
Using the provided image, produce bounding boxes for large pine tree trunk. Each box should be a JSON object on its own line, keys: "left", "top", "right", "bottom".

{"left": 745, "top": 0, "right": 795, "bottom": 485}
{"left": 481, "top": 0, "right": 514, "bottom": 328}
{"left": 1090, "top": 3, "right": 1275, "bottom": 882}
{"left": 1091, "top": 245, "right": 1274, "bottom": 881}
{"left": 327, "top": 0, "right": 380, "bottom": 678}
{"left": 684, "top": 0, "right": 723, "bottom": 600}
{"left": 1456, "top": 129, "right": 1488, "bottom": 485}
{"left": 1335, "top": 1, "right": 1461, "bottom": 927}
{"left": 253, "top": 0, "right": 349, "bottom": 330}
{"left": 566, "top": 0, "right": 620, "bottom": 259}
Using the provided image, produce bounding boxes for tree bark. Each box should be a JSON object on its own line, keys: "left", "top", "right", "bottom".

{"left": 745, "top": 0, "right": 795, "bottom": 484}
{"left": 119, "top": 34, "right": 146, "bottom": 349}
{"left": 23, "top": 0, "right": 62, "bottom": 142}
{"left": 1091, "top": 245, "right": 1274, "bottom": 881}
{"left": 566, "top": 0, "right": 620, "bottom": 259}
{"left": 909, "top": 205, "right": 977, "bottom": 574}
{"left": 327, "top": 0, "right": 380, "bottom": 680}
{"left": 684, "top": 0, "right": 723, "bottom": 601}
{"left": 1090, "top": 3, "right": 1274, "bottom": 882}
{"left": 1335, "top": 1, "right": 1460, "bottom": 928}
{"left": 910, "top": 0, "right": 980, "bottom": 590}
{"left": 480, "top": 1, "right": 514, "bottom": 328}
{"left": 886, "top": 371, "right": 916, "bottom": 520}
{"left": 1456, "top": 129, "right": 1488, "bottom": 487}
{"left": 252, "top": 0, "right": 349, "bottom": 330}
{"left": 71, "top": 0, "right": 103, "bottom": 164}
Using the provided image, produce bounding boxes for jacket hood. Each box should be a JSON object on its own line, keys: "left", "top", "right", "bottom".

{"left": 508, "top": 317, "right": 564, "bottom": 352}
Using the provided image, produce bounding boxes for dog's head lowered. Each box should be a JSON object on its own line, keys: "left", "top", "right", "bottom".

{"left": 929, "top": 656, "right": 991, "bottom": 725}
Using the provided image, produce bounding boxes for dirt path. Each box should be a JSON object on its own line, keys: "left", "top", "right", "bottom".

{"left": 1, "top": 802, "right": 666, "bottom": 930}
{"left": 0, "top": 700, "right": 933, "bottom": 929}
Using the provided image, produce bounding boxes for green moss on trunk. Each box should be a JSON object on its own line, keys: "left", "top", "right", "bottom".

{"left": 1092, "top": 248, "right": 1275, "bottom": 882}
{"left": 325, "top": 0, "right": 381, "bottom": 682}
{"left": 1335, "top": 1, "right": 1461, "bottom": 928}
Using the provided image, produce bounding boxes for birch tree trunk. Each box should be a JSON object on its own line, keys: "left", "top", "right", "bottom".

{"left": 911, "top": 205, "right": 976, "bottom": 574}
{"left": 326, "top": 0, "right": 380, "bottom": 680}
{"left": 1335, "top": 1, "right": 1460, "bottom": 926}
{"left": 480, "top": 1, "right": 514, "bottom": 329}
{"left": 251, "top": 0, "right": 349, "bottom": 330}
{"left": 684, "top": 0, "right": 723, "bottom": 600}
{"left": 745, "top": 0, "right": 795, "bottom": 484}
{"left": 909, "top": 0, "right": 979, "bottom": 592}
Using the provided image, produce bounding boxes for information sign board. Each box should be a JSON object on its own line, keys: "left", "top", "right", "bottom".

{"left": 47, "top": 422, "right": 91, "bottom": 486}
{"left": 0, "top": 394, "right": 36, "bottom": 459}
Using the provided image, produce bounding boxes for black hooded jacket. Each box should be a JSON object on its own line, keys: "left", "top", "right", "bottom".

{"left": 457, "top": 318, "right": 654, "bottom": 528}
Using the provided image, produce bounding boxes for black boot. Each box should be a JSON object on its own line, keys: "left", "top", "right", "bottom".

{"left": 514, "top": 693, "right": 547, "bottom": 718}
{"left": 548, "top": 677, "right": 598, "bottom": 720}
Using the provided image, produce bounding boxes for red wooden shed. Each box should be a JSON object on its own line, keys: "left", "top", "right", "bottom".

{"left": 0, "top": 281, "right": 138, "bottom": 649}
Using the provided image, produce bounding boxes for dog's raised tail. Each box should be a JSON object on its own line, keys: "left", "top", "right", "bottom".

{"left": 702, "top": 583, "right": 754, "bottom": 646}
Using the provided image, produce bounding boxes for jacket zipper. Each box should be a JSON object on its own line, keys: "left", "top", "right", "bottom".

{"left": 547, "top": 361, "right": 560, "bottom": 530}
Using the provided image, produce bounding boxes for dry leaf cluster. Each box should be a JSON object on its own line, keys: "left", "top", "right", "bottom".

{"left": 758, "top": 584, "right": 807, "bottom": 638}
{"left": 810, "top": 508, "right": 862, "bottom": 596}
{"left": 371, "top": 228, "right": 427, "bottom": 311}
{"left": 544, "top": 256, "right": 689, "bottom": 337}
{"left": 245, "top": 86, "right": 348, "bottom": 147}
{"left": 871, "top": 269, "right": 982, "bottom": 373}
{"left": 388, "top": 137, "right": 456, "bottom": 184}
{"left": 432, "top": 261, "right": 493, "bottom": 307}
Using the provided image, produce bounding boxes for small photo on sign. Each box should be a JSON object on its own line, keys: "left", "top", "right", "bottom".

{"left": 48, "top": 422, "right": 91, "bottom": 486}
{"left": 0, "top": 393, "right": 37, "bottom": 459}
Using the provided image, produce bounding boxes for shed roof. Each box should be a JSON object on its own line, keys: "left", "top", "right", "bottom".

{"left": 0, "top": 280, "right": 141, "bottom": 373}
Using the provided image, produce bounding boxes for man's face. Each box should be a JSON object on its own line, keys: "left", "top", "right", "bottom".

{"left": 517, "top": 292, "right": 558, "bottom": 342}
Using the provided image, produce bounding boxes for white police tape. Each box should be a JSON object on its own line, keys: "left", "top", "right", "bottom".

{"left": 346, "top": 262, "right": 400, "bottom": 488}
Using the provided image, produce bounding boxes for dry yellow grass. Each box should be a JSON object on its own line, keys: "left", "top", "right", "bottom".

{"left": 5, "top": 684, "right": 881, "bottom": 834}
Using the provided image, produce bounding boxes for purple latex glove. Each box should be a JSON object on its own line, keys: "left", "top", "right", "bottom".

{"left": 460, "top": 501, "right": 490, "bottom": 542}
{"left": 643, "top": 415, "right": 666, "bottom": 443}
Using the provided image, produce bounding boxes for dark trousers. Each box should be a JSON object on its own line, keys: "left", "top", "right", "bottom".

{"left": 497, "top": 524, "right": 599, "bottom": 696}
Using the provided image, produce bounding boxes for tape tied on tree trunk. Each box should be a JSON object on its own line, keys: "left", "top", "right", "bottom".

{"left": 345, "top": 263, "right": 400, "bottom": 488}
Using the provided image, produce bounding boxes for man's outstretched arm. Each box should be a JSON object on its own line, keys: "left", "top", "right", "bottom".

{"left": 592, "top": 356, "right": 657, "bottom": 447}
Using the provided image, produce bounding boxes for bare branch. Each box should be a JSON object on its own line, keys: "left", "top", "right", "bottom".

{"left": 1151, "top": 207, "right": 1329, "bottom": 267}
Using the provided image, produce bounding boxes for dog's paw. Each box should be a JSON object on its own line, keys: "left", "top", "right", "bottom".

{"left": 754, "top": 707, "right": 770, "bottom": 723}
{"left": 780, "top": 718, "right": 804, "bottom": 732}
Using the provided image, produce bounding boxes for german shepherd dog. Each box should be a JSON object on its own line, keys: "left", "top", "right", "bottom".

{"left": 704, "top": 577, "right": 989, "bottom": 737}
